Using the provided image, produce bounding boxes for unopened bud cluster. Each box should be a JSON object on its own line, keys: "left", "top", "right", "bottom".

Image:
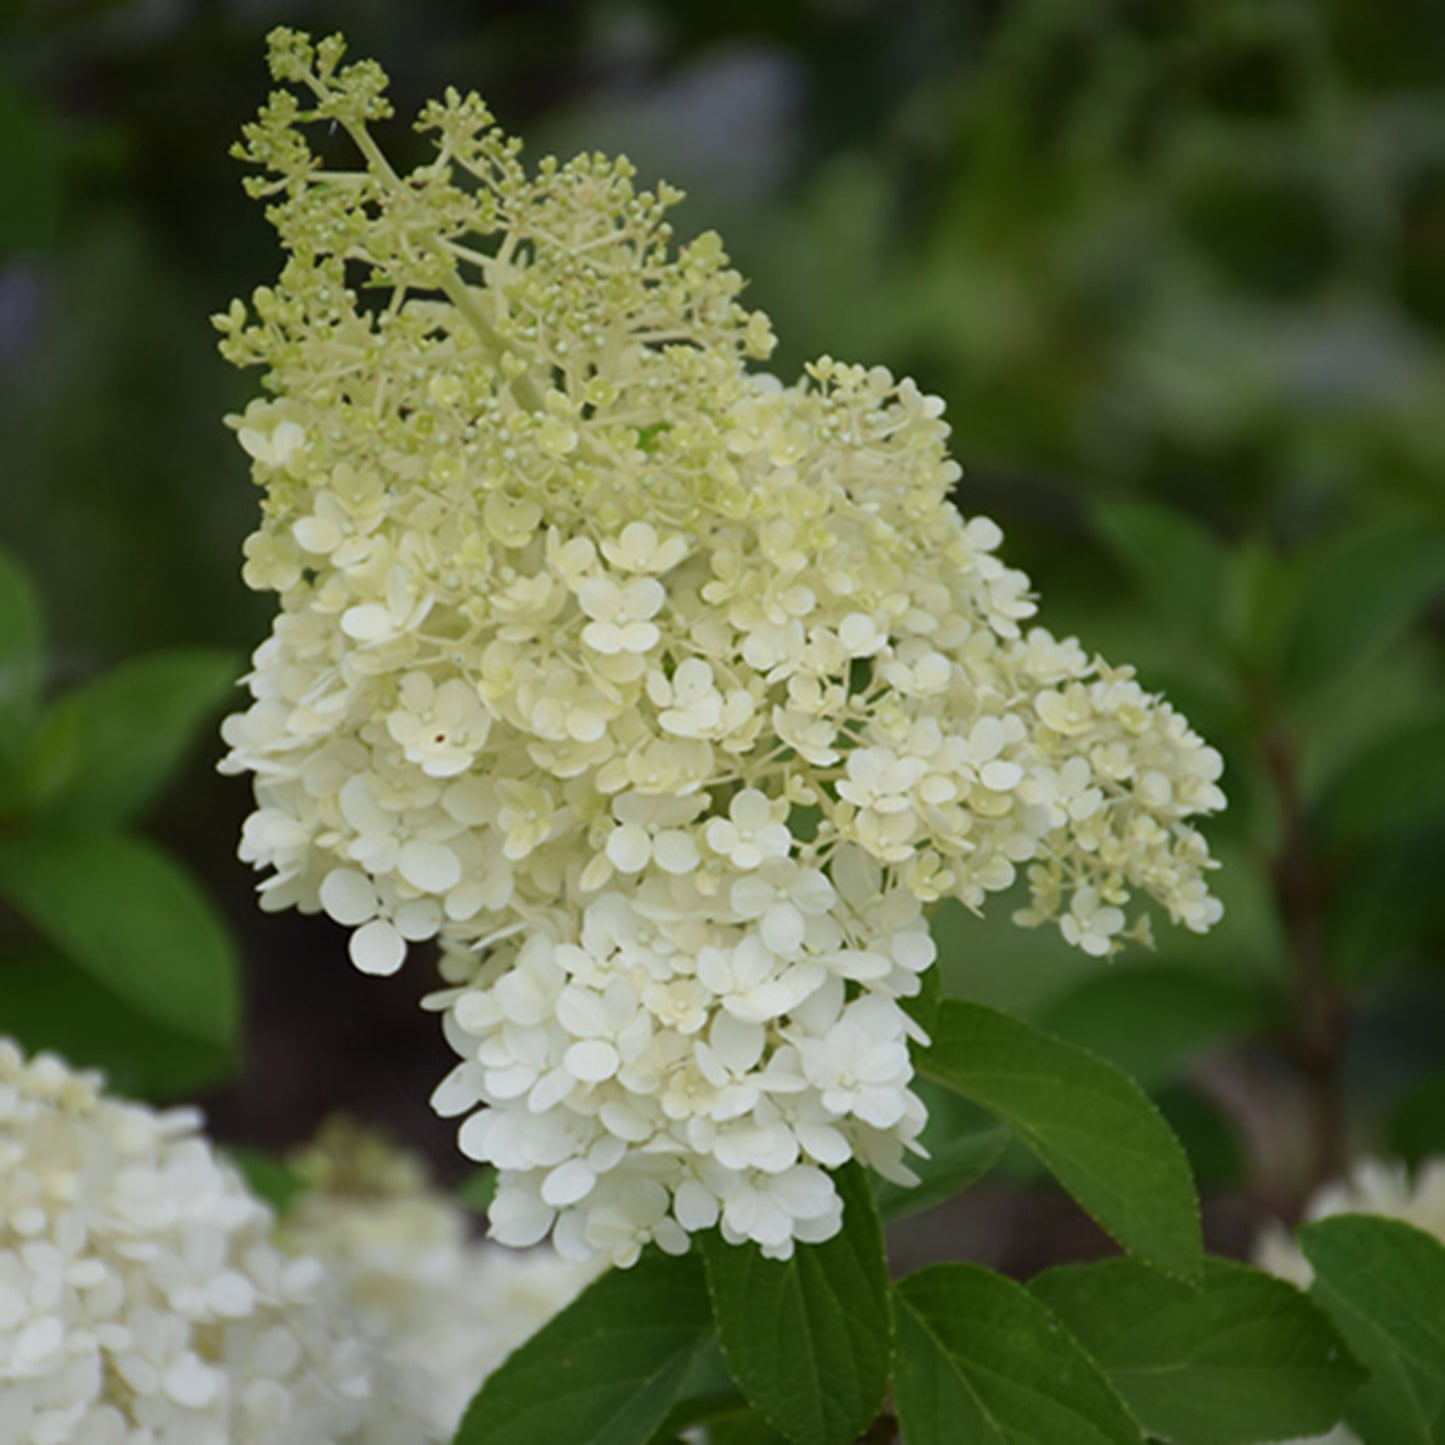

{"left": 220, "top": 30, "right": 1225, "bottom": 1264}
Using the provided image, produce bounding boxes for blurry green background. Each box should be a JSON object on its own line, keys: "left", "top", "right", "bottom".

{"left": 2, "top": 0, "right": 1443, "bottom": 1270}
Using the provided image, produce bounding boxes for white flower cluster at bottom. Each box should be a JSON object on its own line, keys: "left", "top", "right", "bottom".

{"left": 426, "top": 871, "right": 933, "bottom": 1267}
{"left": 277, "top": 1122, "right": 602, "bottom": 1440}
{"left": 0, "top": 1041, "right": 427, "bottom": 1445}
{"left": 1255, "top": 1156, "right": 1445, "bottom": 1445}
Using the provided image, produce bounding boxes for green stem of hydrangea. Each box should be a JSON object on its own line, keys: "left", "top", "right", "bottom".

{"left": 327, "top": 104, "right": 544, "bottom": 414}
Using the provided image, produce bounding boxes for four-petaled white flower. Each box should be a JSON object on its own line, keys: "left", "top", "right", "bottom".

{"left": 577, "top": 576, "right": 666, "bottom": 655}
{"left": 705, "top": 789, "right": 793, "bottom": 870}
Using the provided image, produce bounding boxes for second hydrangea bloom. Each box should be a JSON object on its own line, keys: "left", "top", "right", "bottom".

{"left": 278, "top": 1120, "right": 600, "bottom": 1439}
{"left": 0, "top": 1041, "right": 425, "bottom": 1445}
{"left": 220, "top": 30, "right": 1225, "bottom": 1264}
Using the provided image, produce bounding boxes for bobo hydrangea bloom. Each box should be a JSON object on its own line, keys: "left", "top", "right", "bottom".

{"left": 219, "top": 30, "right": 1226, "bottom": 1265}
{"left": 0, "top": 1040, "right": 426, "bottom": 1445}
{"left": 277, "top": 1120, "right": 601, "bottom": 1440}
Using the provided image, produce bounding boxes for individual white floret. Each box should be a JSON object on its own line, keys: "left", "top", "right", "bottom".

{"left": 705, "top": 789, "right": 794, "bottom": 870}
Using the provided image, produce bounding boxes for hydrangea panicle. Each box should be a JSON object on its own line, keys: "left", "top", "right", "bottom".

{"left": 277, "top": 1119, "right": 601, "bottom": 1440}
{"left": 220, "top": 29, "right": 1226, "bottom": 1265}
{"left": 0, "top": 1039, "right": 426, "bottom": 1444}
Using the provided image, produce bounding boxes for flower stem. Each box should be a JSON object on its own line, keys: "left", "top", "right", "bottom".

{"left": 1260, "top": 720, "right": 1349, "bottom": 1201}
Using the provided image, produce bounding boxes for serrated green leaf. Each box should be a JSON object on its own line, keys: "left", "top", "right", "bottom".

{"left": 453, "top": 1251, "right": 712, "bottom": 1445}
{"left": 1033, "top": 964, "right": 1263, "bottom": 1089}
{"left": 1092, "top": 497, "right": 1227, "bottom": 647}
{"left": 1283, "top": 522, "right": 1445, "bottom": 694}
{"left": 1318, "top": 711, "right": 1445, "bottom": 849}
{"left": 0, "top": 830, "right": 240, "bottom": 1047}
{"left": 700, "top": 1164, "right": 890, "bottom": 1445}
{"left": 894, "top": 1263, "right": 1144, "bottom": 1445}
{"left": 0, "top": 949, "right": 235, "bottom": 1098}
{"left": 0, "top": 544, "right": 43, "bottom": 719}
{"left": 1152, "top": 1083, "right": 1245, "bottom": 1190}
{"left": 647, "top": 1341, "right": 749, "bottom": 1443}
{"left": 37, "top": 648, "right": 237, "bottom": 826}
{"left": 1302, "top": 1214, "right": 1445, "bottom": 1444}
{"left": 874, "top": 1077, "right": 1007, "bottom": 1221}
{"left": 692, "top": 1410, "right": 787, "bottom": 1445}
{"left": 920, "top": 1000, "right": 1202, "bottom": 1278}
{"left": 1031, "top": 1256, "right": 1365, "bottom": 1445}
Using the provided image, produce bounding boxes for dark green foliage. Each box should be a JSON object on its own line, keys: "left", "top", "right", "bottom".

{"left": 1032, "top": 1257, "right": 1365, "bottom": 1444}
{"left": 895, "top": 1264, "right": 1144, "bottom": 1445}
{"left": 921, "top": 1000, "right": 1203, "bottom": 1279}
{"left": 453, "top": 1251, "right": 713, "bottom": 1445}
{"left": 1302, "top": 1214, "right": 1445, "bottom": 1443}
{"left": 701, "top": 1166, "right": 891, "bottom": 1445}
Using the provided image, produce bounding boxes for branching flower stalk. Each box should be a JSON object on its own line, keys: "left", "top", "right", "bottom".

{"left": 219, "top": 29, "right": 1227, "bottom": 1266}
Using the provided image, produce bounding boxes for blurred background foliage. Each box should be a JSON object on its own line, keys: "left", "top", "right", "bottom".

{"left": 1, "top": 0, "right": 1443, "bottom": 1273}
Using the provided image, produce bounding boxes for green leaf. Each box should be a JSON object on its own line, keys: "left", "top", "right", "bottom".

{"left": 1302, "top": 1214, "right": 1445, "bottom": 1444}
{"left": 226, "top": 1146, "right": 308, "bottom": 1215}
{"left": 1031, "top": 1256, "right": 1365, "bottom": 1445}
{"left": 1033, "top": 964, "right": 1263, "bottom": 1089}
{"left": 874, "top": 1078, "right": 1008, "bottom": 1221}
{"left": 1323, "top": 830, "right": 1445, "bottom": 984}
{"left": 900, "top": 956, "right": 940, "bottom": 1034}
{"left": 453, "top": 1251, "right": 712, "bottom": 1445}
{"left": 1317, "top": 711, "right": 1445, "bottom": 849}
{"left": 893, "top": 1263, "right": 1143, "bottom": 1445}
{"left": 693, "top": 1409, "right": 787, "bottom": 1445}
{"left": 0, "top": 544, "right": 43, "bottom": 719}
{"left": 458, "top": 1168, "right": 498, "bottom": 1215}
{"left": 37, "top": 648, "right": 238, "bottom": 826}
{"left": 1283, "top": 521, "right": 1445, "bottom": 694}
{"left": 920, "top": 999, "right": 1202, "bottom": 1278}
{"left": 700, "top": 1164, "right": 891, "bottom": 1445}
{"left": 1224, "top": 533, "right": 1292, "bottom": 674}
{"left": 1389, "top": 1073, "right": 1445, "bottom": 1169}
{"left": 1092, "top": 498, "right": 1227, "bottom": 647}
{"left": 0, "top": 80, "right": 62, "bottom": 255}
{"left": 647, "top": 1341, "right": 749, "bottom": 1442}
{"left": 0, "top": 830, "right": 240, "bottom": 1047}
{"left": 1152, "top": 1083, "right": 1245, "bottom": 1190}
{"left": 0, "top": 949, "right": 235, "bottom": 1098}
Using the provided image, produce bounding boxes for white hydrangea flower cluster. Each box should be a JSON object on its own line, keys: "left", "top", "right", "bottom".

{"left": 0, "top": 1040, "right": 427, "bottom": 1445}
{"left": 1255, "top": 1157, "right": 1445, "bottom": 1445}
{"left": 277, "top": 1121, "right": 601, "bottom": 1439}
{"left": 218, "top": 30, "right": 1225, "bottom": 1264}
